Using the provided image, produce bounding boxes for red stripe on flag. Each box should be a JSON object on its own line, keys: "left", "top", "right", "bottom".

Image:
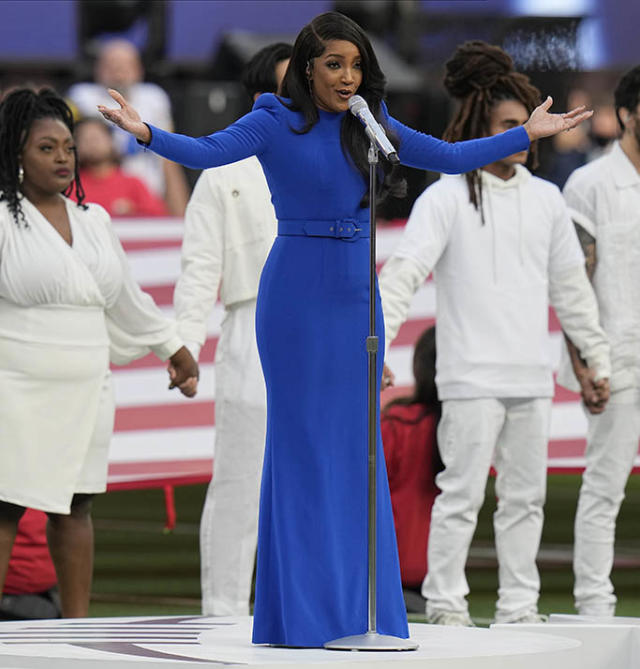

{"left": 139, "top": 284, "right": 174, "bottom": 305}
{"left": 121, "top": 240, "right": 182, "bottom": 252}
{"left": 114, "top": 401, "right": 215, "bottom": 432}
{"left": 394, "top": 318, "right": 436, "bottom": 346}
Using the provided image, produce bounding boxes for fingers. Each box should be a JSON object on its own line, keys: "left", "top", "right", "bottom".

{"left": 107, "top": 88, "right": 127, "bottom": 108}
{"left": 564, "top": 110, "right": 593, "bottom": 130}
{"left": 539, "top": 95, "right": 553, "bottom": 112}
{"left": 176, "top": 376, "right": 198, "bottom": 398}
{"left": 382, "top": 364, "right": 395, "bottom": 389}
{"left": 97, "top": 106, "right": 115, "bottom": 122}
{"left": 562, "top": 104, "right": 587, "bottom": 119}
{"left": 584, "top": 400, "right": 607, "bottom": 415}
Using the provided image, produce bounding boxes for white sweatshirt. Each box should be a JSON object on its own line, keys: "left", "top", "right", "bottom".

{"left": 174, "top": 156, "right": 277, "bottom": 359}
{"left": 380, "top": 165, "right": 610, "bottom": 399}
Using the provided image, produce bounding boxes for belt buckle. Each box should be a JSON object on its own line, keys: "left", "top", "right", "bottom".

{"left": 335, "top": 218, "right": 362, "bottom": 240}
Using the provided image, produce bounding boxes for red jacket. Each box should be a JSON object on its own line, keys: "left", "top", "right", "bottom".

{"left": 4, "top": 509, "right": 57, "bottom": 595}
{"left": 78, "top": 167, "right": 169, "bottom": 217}
{"left": 381, "top": 403, "right": 442, "bottom": 587}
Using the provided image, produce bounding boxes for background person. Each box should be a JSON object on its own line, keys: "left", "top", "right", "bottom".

{"left": 0, "top": 88, "right": 198, "bottom": 618}
{"left": 75, "top": 118, "right": 168, "bottom": 217}
{"left": 381, "top": 326, "right": 442, "bottom": 613}
{"left": 68, "top": 38, "right": 189, "bottom": 215}
{"left": 1, "top": 510, "right": 60, "bottom": 620}
{"left": 558, "top": 65, "right": 640, "bottom": 617}
{"left": 379, "top": 41, "right": 610, "bottom": 626}
{"left": 98, "top": 12, "right": 593, "bottom": 647}
{"left": 174, "top": 42, "right": 291, "bottom": 617}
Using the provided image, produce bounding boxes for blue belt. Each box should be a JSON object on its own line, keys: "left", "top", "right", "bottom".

{"left": 278, "top": 218, "right": 370, "bottom": 241}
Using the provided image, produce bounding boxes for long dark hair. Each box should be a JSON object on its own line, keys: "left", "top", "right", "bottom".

{"left": 442, "top": 41, "right": 541, "bottom": 222}
{"left": 0, "top": 87, "right": 85, "bottom": 226}
{"left": 242, "top": 42, "right": 293, "bottom": 98}
{"left": 614, "top": 65, "right": 640, "bottom": 131}
{"left": 384, "top": 325, "right": 439, "bottom": 415}
{"left": 280, "top": 11, "right": 405, "bottom": 205}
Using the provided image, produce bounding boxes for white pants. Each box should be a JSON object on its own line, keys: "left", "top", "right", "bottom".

{"left": 200, "top": 300, "right": 267, "bottom": 616}
{"left": 574, "top": 387, "right": 640, "bottom": 615}
{"left": 422, "top": 397, "right": 551, "bottom": 622}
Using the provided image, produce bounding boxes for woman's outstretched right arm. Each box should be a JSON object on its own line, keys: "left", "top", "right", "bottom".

{"left": 98, "top": 89, "right": 279, "bottom": 170}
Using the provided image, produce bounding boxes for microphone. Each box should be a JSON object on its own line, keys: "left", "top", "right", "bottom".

{"left": 348, "top": 95, "right": 399, "bottom": 164}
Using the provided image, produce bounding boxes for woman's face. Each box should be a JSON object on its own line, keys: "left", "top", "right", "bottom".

{"left": 76, "top": 120, "right": 116, "bottom": 167}
{"left": 309, "top": 39, "right": 363, "bottom": 113}
{"left": 21, "top": 117, "right": 75, "bottom": 196}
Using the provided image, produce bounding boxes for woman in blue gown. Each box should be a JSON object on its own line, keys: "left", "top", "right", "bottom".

{"left": 99, "top": 12, "right": 591, "bottom": 648}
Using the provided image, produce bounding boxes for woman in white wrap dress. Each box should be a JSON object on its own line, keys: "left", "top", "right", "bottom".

{"left": 0, "top": 88, "right": 198, "bottom": 617}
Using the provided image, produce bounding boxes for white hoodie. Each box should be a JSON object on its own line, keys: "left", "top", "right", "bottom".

{"left": 380, "top": 165, "right": 610, "bottom": 399}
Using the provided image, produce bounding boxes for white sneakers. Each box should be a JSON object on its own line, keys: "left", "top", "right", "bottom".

{"left": 577, "top": 605, "right": 615, "bottom": 617}
{"left": 426, "top": 610, "right": 475, "bottom": 627}
{"left": 427, "top": 609, "right": 548, "bottom": 626}
{"left": 504, "top": 612, "right": 548, "bottom": 624}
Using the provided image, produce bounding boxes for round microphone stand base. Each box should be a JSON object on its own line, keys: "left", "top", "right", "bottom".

{"left": 324, "top": 631, "right": 419, "bottom": 651}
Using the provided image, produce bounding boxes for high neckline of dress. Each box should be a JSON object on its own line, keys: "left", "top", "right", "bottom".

{"left": 317, "top": 107, "right": 346, "bottom": 121}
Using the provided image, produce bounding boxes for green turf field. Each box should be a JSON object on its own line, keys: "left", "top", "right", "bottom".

{"left": 89, "top": 475, "right": 640, "bottom": 625}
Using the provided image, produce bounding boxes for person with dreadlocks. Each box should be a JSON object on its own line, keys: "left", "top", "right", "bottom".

{"left": 379, "top": 41, "right": 610, "bottom": 626}
{"left": 0, "top": 87, "right": 198, "bottom": 617}
{"left": 97, "top": 12, "right": 594, "bottom": 647}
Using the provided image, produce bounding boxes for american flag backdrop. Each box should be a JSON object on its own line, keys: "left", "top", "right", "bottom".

{"left": 107, "top": 218, "right": 640, "bottom": 492}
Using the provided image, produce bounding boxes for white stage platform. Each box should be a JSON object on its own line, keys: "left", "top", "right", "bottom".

{"left": 493, "top": 613, "right": 640, "bottom": 669}
{"left": 0, "top": 615, "right": 582, "bottom": 669}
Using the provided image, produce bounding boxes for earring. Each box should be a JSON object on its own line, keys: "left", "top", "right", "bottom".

{"left": 18, "top": 165, "right": 24, "bottom": 184}
{"left": 306, "top": 60, "right": 313, "bottom": 93}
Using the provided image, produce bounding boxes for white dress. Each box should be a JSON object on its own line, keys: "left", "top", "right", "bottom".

{"left": 0, "top": 197, "right": 182, "bottom": 513}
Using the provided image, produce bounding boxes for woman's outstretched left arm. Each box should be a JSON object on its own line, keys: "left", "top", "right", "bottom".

{"left": 389, "top": 96, "right": 592, "bottom": 174}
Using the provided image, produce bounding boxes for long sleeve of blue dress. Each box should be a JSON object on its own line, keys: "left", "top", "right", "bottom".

{"left": 144, "top": 94, "right": 529, "bottom": 176}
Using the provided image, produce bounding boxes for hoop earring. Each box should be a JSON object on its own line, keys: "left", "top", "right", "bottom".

{"left": 18, "top": 165, "right": 24, "bottom": 184}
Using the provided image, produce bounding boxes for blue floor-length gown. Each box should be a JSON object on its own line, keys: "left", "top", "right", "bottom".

{"left": 146, "top": 94, "right": 530, "bottom": 646}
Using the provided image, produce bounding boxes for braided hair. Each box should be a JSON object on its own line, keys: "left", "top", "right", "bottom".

{"left": 0, "top": 87, "right": 85, "bottom": 226}
{"left": 281, "top": 11, "right": 406, "bottom": 206}
{"left": 442, "top": 41, "right": 541, "bottom": 220}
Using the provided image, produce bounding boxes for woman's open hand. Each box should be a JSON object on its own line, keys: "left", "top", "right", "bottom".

{"left": 523, "top": 96, "right": 593, "bottom": 142}
{"left": 382, "top": 363, "right": 395, "bottom": 390}
{"left": 97, "top": 89, "right": 152, "bottom": 143}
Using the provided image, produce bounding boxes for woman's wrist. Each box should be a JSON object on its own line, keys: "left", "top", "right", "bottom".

{"left": 522, "top": 121, "right": 534, "bottom": 142}
{"left": 138, "top": 123, "right": 152, "bottom": 145}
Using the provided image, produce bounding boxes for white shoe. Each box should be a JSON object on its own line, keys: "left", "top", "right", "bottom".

{"left": 577, "top": 606, "right": 615, "bottom": 617}
{"left": 503, "top": 612, "right": 548, "bottom": 624}
{"left": 427, "top": 610, "right": 475, "bottom": 626}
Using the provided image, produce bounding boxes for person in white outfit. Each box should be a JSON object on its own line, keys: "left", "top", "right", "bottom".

{"left": 68, "top": 39, "right": 189, "bottom": 216}
{"left": 174, "top": 43, "right": 292, "bottom": 616}
{"left": 557, "top": 65, "right": 640, "bottom": 617}
{"left": 0, "top": 88, "right": 198, "bottom": 618}
{"left": 379, "top": 42, "right": 610, "bottom": 626}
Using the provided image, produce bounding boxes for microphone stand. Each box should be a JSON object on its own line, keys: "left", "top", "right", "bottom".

{"left": 324, "top": 139, "right": 418, "bottom": 651}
